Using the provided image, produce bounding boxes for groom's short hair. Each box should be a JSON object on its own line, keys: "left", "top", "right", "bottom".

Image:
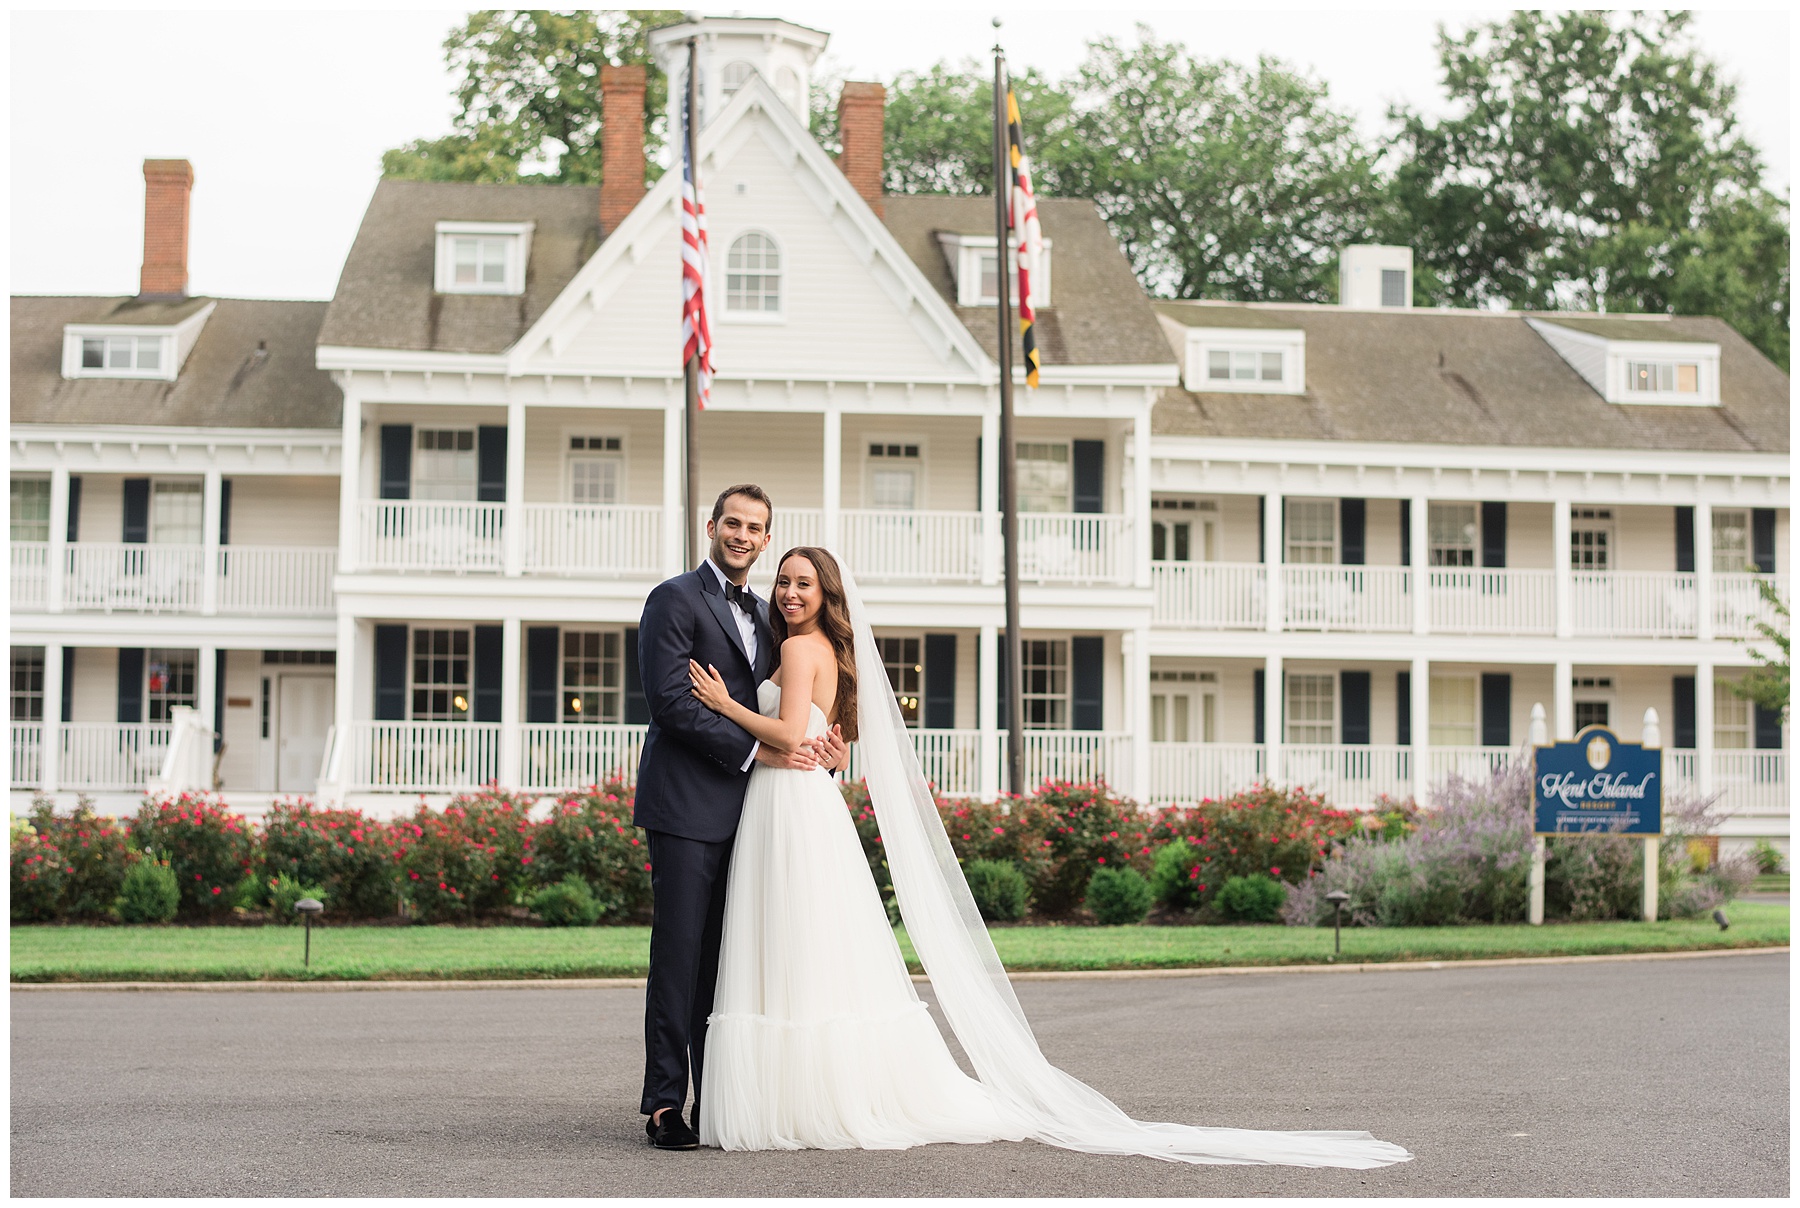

{"left": 712, "top": 483, "right": 773, "bottom": 528}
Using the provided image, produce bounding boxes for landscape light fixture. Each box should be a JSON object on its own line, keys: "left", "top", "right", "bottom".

{"left": 295, "top": 897, "right": 323, "bottom": 966}
{"left": 1325, "top": 890, "right": 1350, "bottom": 956}
{"left": 1712, "top": 908, "right": 1730, "bottom": 931}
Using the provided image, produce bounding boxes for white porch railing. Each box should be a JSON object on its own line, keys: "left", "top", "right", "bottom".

{"left": 523, "top": 505, "right": 663, "bottom": 577}
{"left": 838, "top": 728, "right": 985, "bottom": 797}
{"left": 1018, "top": 514, "right": 1132, "bottom": 584}
{"left": 358, "top": 502, "right": 504, "bottom": 573}
{"left": 12, "top": 723, "right": 43, "bottom": 789}
{"left": 1148, "top": 742, "right": 1267, "bottom": 803}
{"left": 1151, "top": 562, "right": 1266, "bottom": 629}
{"left": 1283, "top": 565, "right": 1411, "bottom": 631}
{"left": 215, "top": 547, "right": 337, "bottom": 615}
{"left": 1010, "top": 730, "right": 1133, "bottom": 790}
{"left": 1427, "top": 746, "right": 1519, "bottom": 784}
{"left": 1429, "top": 568, "right": 1556, "bottom": 635}
{"left": 840, "top": 510, "right": 983, "bottom": 584}
{"left": 1280, "top": 744, "right": 1415, "bottom": 806}
{"left": 146, "top": 705, "right": 216, "bottom": 795}
{"left": 1571, "top": 571, "right": 1698, "bottom": 638}
{"left": 519, "top": 723, "right": 648, "bottom": 791}
{"left": 12, "top": 542, "right": 48, "bottom": 610}
{"left": 337, "top": 721, "right": 502, "bottom": 791}
{"left": 1712, "top": 573, "right": 1786, "bottom": 640}
{"left": 63, "top": 544, "right": 204, "bottom": 613}
{"left": 1713, "top": 749, "right": 1788, "bottom": 819}
{"left": 58, "top": 723, "right": 173, "bottom": 791}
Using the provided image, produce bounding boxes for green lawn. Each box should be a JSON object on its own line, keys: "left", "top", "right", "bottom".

{"left": 1752, "top": 873, "right": 1789, "bottom": 894}
{"left": 9, "top": 901, "right": 1786, "bottom": 984}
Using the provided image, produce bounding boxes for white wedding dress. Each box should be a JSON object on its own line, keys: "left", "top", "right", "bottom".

{"left": 699, "top": 565, "right": 1412, "bottom": 1168}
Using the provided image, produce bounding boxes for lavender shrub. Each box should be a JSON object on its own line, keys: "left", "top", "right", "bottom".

{"left": 1284, "top": 753, "right": 1754, "bottom": 927}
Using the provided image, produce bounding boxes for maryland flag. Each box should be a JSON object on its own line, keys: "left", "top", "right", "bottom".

{"left": 1005, "top": 88, "right": 1043, "bottom": 389}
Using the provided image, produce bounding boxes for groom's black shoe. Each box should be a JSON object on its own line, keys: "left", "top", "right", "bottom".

{"left": 646, "top": 1109, "right": 700, "bottom": 1150}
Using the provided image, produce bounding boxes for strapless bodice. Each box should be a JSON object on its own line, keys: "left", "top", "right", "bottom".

{"left": 756, "top": 679, "right": 829, "bottom": 741}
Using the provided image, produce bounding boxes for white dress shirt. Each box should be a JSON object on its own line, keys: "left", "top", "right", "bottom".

{"left": 704, "top": 559, "right": 762, "bottom": 771}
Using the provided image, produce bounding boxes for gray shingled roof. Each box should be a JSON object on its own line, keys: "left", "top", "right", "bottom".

{"left": 316, "top": 179, "right": 602, "bottom": 355}
{"left": 880, "top": 195, "right": 1176, "bottom": 367}
{"left": 1153, "top": 302, "right": 1788, "bottom": 454}
{"left": 11, "top": 296, "right": 341, "bottom": 429}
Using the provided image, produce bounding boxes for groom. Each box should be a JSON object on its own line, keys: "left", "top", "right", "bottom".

{"left": 633, "top": 483, "right": 848, "bottom": 1150}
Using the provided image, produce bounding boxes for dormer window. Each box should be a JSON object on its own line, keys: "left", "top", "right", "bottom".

{"left": 1527, "top": 317, "right": 1721, "bottom": 406}
{"left": 937, "top": 233, "right": 1052, "bottom": 308}
{"left": 435, "top": 221, "right": 532, "bottom": 296}
{"left": 61, "top": 301, "right": 214, "bottom": 382}
{"left": 1179, "top": 327, "right": 1305, "bottom": 394}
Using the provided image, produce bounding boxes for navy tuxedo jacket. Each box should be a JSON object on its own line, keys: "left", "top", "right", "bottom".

{"left": 632, "top": 565, "right": 777, "bottom": 843}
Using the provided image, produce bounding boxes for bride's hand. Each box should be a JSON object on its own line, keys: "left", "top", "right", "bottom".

{"left": 688, "top": 660, "right": 733, "bottom": 713}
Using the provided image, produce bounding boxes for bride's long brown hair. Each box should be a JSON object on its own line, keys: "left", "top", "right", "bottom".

{"left": 767, "top": 546, "right": 858, "bottom": 741}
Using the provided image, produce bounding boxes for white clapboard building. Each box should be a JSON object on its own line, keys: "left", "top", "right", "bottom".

{"left": 9, "top": 16, "right": 1789, "bottom": 856}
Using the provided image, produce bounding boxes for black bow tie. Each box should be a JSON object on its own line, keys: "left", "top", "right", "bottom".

{"left": 724, "top": 582, "right": 754, "bottom": 611}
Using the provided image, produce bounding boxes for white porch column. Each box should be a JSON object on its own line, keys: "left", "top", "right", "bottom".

{"left": 1263, "top": 653, "right": 1283, "bottom": 787}
{"left": 1696, "top": 661, "right": 1715, "bottom": 798}
{"left": 1410, "top": 495, "right": 1430, "bottom": 636}
{"left": 1263, "top": 492, "right": 1283, "bottom": 633}
{"left": 334, "top": 613, "right": 358, "bottom": 742}
{"left": 1131, "top": 409, "right": 1152, "bottom": 589}
{"left": 663, "top": 402, "right": 685, "bottom": 575}
{"left": 979, "top": 409, "right": 1000, "bottom": 585}
{"left": 197, "top": 644, "right": 219, "bottom": 749}
{"left": 1554, "top": 659, "right": 1574, "bottom": 740}
{"left": 1552, "top": 498, "right": 1573, "bottom": 638}
{"left": 1126, "top": 627, "right": 1150, "bottom": 799}
{"left": 201, "top": 469, "right": 222, "bottom": 615}
{"left": 978, "top": 623, "right": 1000, "bottom": 800}
{"left": 503, "top": 399, "right": 526, "bottom": 577}
{"left": 337, "top": 391, "right": 362, "bottom": 574}
{"left": 1411, "top": 656, "right": 1430, "bottom": 804}
{"left": 499, "top": 616, "right": 522, "bottom": 787}
{"left": 1695, "top": 501, "right": 1714, "bottom": 642}
{"left": 46, "top": 467, "right": 69, "bottom": 613}
{"left": 822, "top": 408, "right": 843, "bottom": 552}
{"left": 41, "top": 643, "right": 63, "bottom": 792}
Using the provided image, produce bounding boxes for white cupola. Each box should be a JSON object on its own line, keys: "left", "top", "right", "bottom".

{"left": 648, "top": 15, "right": 829, "bottom": 143}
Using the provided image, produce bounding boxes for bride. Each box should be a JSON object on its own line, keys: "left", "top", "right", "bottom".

{"left": 685, "top": 546, "right": 1411, "bottom": 1168}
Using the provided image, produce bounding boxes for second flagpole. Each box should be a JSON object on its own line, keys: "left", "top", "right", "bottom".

{"left": 992, "top": 44, "right": 1024, "bottom": 799}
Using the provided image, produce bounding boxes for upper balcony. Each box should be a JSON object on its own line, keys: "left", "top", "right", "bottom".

{"left": 13, "top": 542, "right": 336, "bottom": 617}
{"left": 1149, "top": 496, "right": 1786, "bottom": 642}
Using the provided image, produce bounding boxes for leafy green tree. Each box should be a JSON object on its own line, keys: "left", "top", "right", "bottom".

{"left": 1387, "top": 11, "right": 1789, "bottom": 366}
{"left": 1729, "top": 579, "right": 1789, "bottom": 722}
{"left": 1050, "top": 31, "right": 1385, "bottom": 300}
{"left": 382, "top": 10, "right": 680, "bottom": 185}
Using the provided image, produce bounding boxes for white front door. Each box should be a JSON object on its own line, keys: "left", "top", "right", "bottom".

{"left": 277, "top": 675, "right": 334, "bottom": 792}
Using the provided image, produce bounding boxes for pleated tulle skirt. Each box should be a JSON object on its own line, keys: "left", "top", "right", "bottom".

{"left": 698, "top": 761, "right": 1032, "bottom": 1152}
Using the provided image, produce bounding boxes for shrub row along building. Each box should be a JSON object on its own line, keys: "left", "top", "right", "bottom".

{"left": 9, "top": 16, "right": 1789, "bottom": 858}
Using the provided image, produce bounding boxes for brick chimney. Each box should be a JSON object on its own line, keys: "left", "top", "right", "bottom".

{"left": 837, "top": 82, "right": 886, "bottom": 218}
{"left": 140, "top": 159, "right": 194, "bottom": 299}
{"left": 599, "top": 64, "right": 647, "bottom": 235}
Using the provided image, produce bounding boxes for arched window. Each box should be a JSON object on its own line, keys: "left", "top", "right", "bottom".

{"left": 726, "top": 232, "right": 781, "bottom": 313}
{"left": 721, "top": 61, "right": 754, "bottom": 96}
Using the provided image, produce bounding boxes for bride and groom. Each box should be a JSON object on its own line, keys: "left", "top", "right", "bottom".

{"left": 632, "top": 484, "right": 1411, "bottom": 1167}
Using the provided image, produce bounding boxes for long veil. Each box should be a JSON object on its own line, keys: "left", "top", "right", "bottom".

{"left": 835, "top": 559, "right": 1412, "bottom": 1168}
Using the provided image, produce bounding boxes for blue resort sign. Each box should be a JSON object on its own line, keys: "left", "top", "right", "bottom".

{"left": 1533, "top": 728, "right": 1663, "bottom": 836}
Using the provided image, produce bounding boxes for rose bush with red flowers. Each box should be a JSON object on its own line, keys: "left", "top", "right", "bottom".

{"left": 257, "top": 800, "right": 400, "bottom": 919}
{"left": 127, "top": 792, "right": 255, "bottom": 918}
{"left": 11, "top": 796, "right": 134, "bottom": 921}
{"left": 392, "top": 805, "right": 499, "bottom": 922}
{"left": 531, "top": 782, "right": 652, "bottom": 921}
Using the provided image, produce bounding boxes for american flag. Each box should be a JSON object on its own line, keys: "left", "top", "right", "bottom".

{"left": 680, "top": 87, "right": 713, "bottom": 408}
{"left": 1006, "top": 87, "right": 1043, "bottom": 389}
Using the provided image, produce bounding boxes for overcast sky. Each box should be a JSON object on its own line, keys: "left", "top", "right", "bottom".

{"left": 9, "top": 4, "right": 1790, "bottom": 301}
